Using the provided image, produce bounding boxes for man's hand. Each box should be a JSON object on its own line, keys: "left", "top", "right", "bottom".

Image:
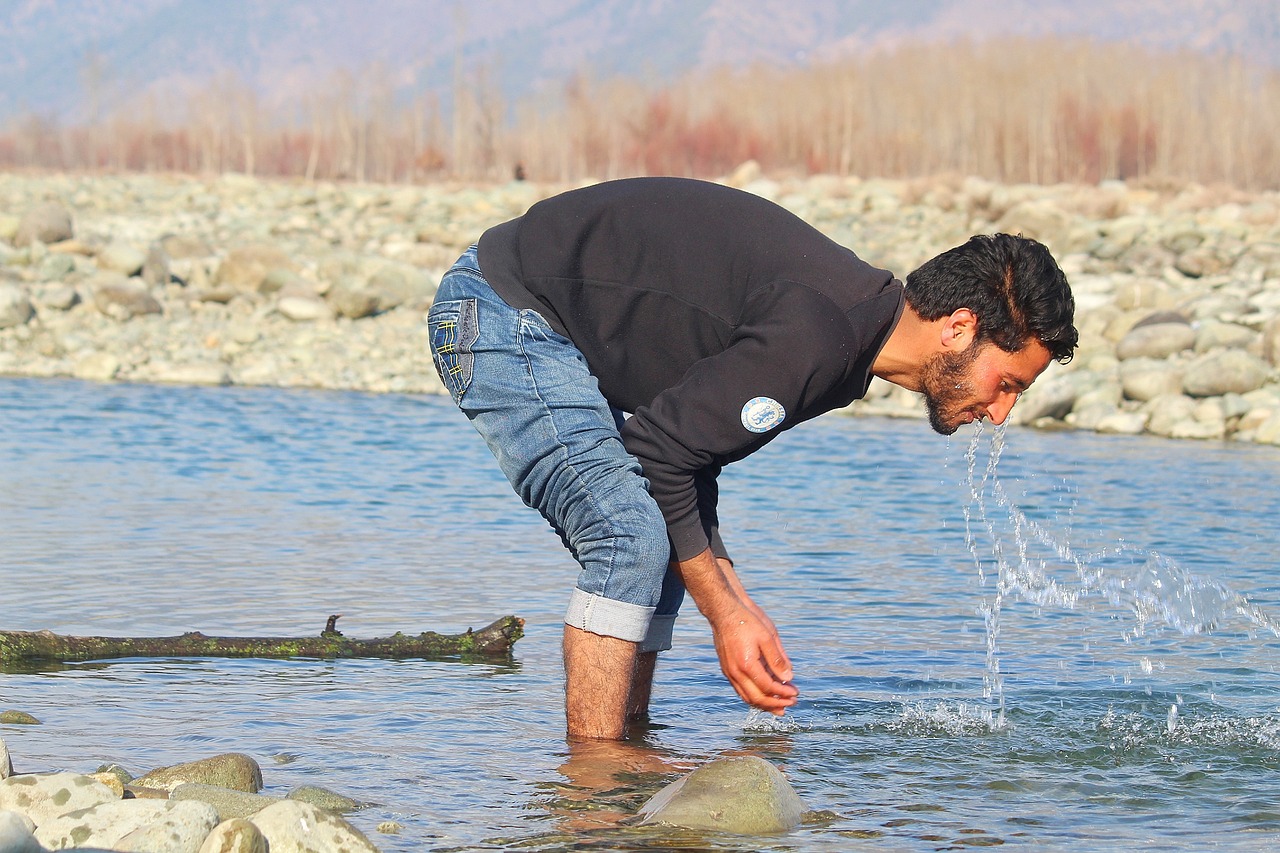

{"left": 674, "top": 549, "right": 799, "bottom": 715}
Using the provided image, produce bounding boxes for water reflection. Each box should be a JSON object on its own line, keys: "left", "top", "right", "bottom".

{"left": 3, "top": 377, "right": 1280, "bottom": 851}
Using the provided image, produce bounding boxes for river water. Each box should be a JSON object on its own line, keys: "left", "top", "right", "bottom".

{"left": 2, "top": 376, "right": 1278, "bottom": 851}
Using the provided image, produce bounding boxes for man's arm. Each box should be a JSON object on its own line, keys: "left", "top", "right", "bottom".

{"left": 673, "top": 548, "right": 799, "bottom": 715}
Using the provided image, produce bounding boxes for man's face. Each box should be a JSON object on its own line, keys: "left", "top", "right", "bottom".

{"left": 920, "top": 338, "right": 1053, "bottom": 435}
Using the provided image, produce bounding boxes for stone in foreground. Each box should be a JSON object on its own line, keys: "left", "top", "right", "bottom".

{"left": 637, "top": 755, "right": 805, "bottom": 835}
{"left": 250, "top": 800, "right": 380, "bottom": 852}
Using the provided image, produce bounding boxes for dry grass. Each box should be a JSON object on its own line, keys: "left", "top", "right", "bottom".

{"left": 2, "top": 36, "right": 1277, "bottom": 189}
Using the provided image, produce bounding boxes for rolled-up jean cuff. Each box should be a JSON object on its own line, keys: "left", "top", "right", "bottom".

{"left": 638, "top": 614, "right": 677, "bottom": 653}
{"left": 564, "top": 588, "right": 654, "bottom": 643}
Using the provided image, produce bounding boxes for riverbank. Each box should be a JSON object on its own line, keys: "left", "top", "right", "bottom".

{"left": 1, "top": 168, "right": 1277, "bottom": 444}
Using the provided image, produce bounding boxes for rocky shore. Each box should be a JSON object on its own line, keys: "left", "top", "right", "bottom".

{"left": 1, "top": 167, "right": 1278, "bottom": 445}
{"left": 0, "top": 734, "right": 391, "bottom": 852}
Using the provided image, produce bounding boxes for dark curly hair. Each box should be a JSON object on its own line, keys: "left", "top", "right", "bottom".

{"left": 905, "top": 234, "right": 1078, "bottom": 363}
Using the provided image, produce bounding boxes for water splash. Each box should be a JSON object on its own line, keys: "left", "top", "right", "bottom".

{"left": 961, "top": 422, "right": 1280, "bottom": 718}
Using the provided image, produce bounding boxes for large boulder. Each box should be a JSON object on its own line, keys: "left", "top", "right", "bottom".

{"left": 637, "top": 756, "right": 805, "bottom": 835}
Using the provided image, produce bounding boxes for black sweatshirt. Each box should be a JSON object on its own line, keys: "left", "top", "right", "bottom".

{"left": 478, "top": 177, "right": 905, "bottom": 562}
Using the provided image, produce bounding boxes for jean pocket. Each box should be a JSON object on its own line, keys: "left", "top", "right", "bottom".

{"left": 428, "top": 298, "right": 479, "bottom": 403}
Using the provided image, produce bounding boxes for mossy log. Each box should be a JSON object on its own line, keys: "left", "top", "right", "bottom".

{"left": 0, "top": 615, "right": 523, "bottom": 663}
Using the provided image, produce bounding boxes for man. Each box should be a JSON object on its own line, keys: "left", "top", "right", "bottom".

{"left": 427, "top": 177, "right": 1077, "bottom": 741}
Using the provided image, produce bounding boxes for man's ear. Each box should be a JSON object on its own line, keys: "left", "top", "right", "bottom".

{"left": 940, "top": 308, "right": 978, "bottom": 351}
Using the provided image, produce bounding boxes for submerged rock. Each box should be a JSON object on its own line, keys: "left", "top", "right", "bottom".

{"left": 637, "top": 755, "right": 805, "bottom": 835}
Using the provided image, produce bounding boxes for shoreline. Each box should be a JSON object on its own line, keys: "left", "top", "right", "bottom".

{"left": 0, "top": 169, "right": 1277, "bottom": 445}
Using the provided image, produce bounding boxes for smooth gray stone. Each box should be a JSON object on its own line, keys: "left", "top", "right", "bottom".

{"left": 285, "top": 785, "right": 360, "bottom": 813}
{"left": 1116, "top": 322, "right": 1196, "bottom": 360}
{"left": 1183, "top": 350, "right": 1270, "bottom": 397}
{"left": 171, "top": 782, "right": 281, "bottom": 820}
{"left": 638, "top": 755, "right": 805, "bottom": 835}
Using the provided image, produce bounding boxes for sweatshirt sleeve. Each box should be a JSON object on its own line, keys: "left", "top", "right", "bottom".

{"left": 619, "top": 282, "right": 855, "bottom": 560}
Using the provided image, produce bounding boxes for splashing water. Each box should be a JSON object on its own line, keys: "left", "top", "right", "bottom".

{"left": 961, "top": 422, "right": 1280, "bottom": 724}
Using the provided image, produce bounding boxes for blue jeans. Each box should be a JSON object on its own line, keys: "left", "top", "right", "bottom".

{"left": 428, "top": 246, "right": 684, "bottom": 651}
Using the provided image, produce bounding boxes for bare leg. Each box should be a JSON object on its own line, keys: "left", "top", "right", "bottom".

{"left": 627, "top": 651, "right": 658, "bottom": 724}
{"left": 563, "top": 624, "right": 638, "bottom": 740}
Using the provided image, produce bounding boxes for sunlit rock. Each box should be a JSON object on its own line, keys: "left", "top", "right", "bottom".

{"left": 249, "top": 800, "right": 380, "bottom": 852}
{"left": 0, "top": 773, "right": 118, "bottom": 825}
{"left": 637, "top": 755, "right": 805, "bottom": 835}
{"left": 132, "top": 753, "right": 264, "bottom": 794}
{"left": 0, "top": 810, "right": 38, "bottom": 853}
{"left": 199, "top": 817, "right": 268, "bottom": 853}
{"left": 35, "top": 798, "right": 218, "bottom": 852}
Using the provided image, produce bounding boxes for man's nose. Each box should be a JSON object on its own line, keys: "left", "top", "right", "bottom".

{"left": 986, "top": 391, "right": 1019, "bottom": 425}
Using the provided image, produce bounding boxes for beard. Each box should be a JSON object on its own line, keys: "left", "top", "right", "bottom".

{"left": 920, "top": 344, "right": 983, "bottom": 435}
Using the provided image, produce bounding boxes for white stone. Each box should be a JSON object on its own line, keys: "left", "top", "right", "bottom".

{"left": 74, "top": 352, "right": 122, "bottom": 382}
{"left": 1095, "top": 411, "right": 1149, "bottom": 435}
{"left": 277, "top": 296, "right": 333, "bottom": 323}
{"left": 0, "top": 810, "right": 39, "bottom": 853}
{"left": 35, "top": 798, "right": 218, "bottom": 852}
{"left": 0, "top": 773, "right": 118, "bottom": 825}
{"left": 249, "top": 800, "right": 379, "bottom": 853}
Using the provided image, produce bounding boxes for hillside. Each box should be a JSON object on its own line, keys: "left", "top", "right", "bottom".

{"left": 1, "top": 0, "right": 1277, "bottom": 124}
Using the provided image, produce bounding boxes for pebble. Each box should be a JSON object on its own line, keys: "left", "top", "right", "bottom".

{"left": 0, "top": 172, "right": 1277, "bottom": 445}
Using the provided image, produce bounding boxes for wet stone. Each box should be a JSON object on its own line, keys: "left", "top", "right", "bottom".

{"left": 133, "top": 753, "right": 264, "bottom": 794}
{"left": 638, "top": 755, "right": 806, "bottom": 835}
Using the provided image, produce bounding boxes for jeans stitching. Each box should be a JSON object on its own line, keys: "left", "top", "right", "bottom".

{"left": 516, "top": 308, "right": 622, "bottom": 600}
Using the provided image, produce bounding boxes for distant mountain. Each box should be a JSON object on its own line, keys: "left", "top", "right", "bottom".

{"left": 1, "top": 0, "right": 1277, "bottom": 124}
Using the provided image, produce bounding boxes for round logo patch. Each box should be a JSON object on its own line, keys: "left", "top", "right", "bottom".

{"left": 740, "top": 396, "right": 786, "bottom": 433}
